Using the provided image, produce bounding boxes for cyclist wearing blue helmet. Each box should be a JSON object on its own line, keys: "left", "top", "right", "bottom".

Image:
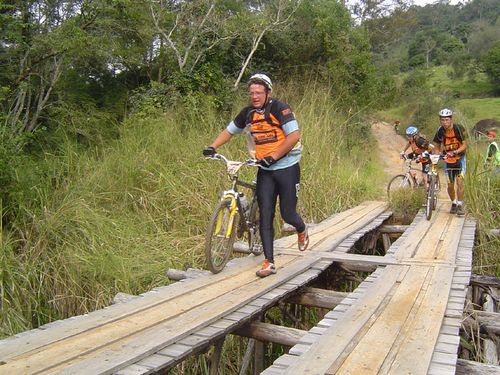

{"left": 400, "top": 125, "right": 434, "bottom": 185}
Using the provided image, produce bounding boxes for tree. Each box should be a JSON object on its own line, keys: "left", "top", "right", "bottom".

{"left": 483, "top": 41, "right": 500, "bottom": 86}
{"left": 233, "top": 0, "right": 303, "bottom": 88}
{"left": 149, "top": 0, "right": 239, "bottom": 77}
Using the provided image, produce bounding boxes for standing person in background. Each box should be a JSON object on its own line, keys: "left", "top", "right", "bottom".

{"left": 485, "top": 131, "right": 500, "bottom": 175}
{"left": 394, "top": 120, "right": 400, "bottom": 132}
{"left": 400, "top": 125, "right": 434, "bottom": 186}
{"left": 433, "top": 108, "right": 468, "bottom": 216}
{"left": 202, "top": 73, "right": 309, "bottom": 278}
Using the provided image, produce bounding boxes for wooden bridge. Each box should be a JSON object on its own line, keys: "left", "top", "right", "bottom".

{"left": 0, "top": 200, "right": 484, "bottom": 374}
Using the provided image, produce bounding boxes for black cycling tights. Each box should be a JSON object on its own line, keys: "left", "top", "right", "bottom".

{"left": 256, "top": 163, "right": 306, "bottom": 263}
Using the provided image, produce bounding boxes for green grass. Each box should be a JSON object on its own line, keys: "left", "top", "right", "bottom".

{"left": 0, "top": 80, "right": 383, "bottom": 338}
{"left": 426, "top": 65, "right": 497, "bottom": 98}
{"left": 456, "top": 97, "right": 500, "bottom": 128}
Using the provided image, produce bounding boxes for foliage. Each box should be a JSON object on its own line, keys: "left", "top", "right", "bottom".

{"left": 0, "top": 82, "right": 382, "bottom": 337}
{"left": 464, "top": 146, "right": 500, "bottom": 275}
{"left": 482, "top": 41, "right": 500, "bottom": 88}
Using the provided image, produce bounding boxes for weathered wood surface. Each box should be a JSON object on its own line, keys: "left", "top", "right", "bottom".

{"left": 286, "top": 287, "right": 348, "bottom": 309}
{"left": 262, "top": 199, "right": 478, "bottom": 375}
{"left": 0, "top": 201, "right": 387, "bottom": 374}
{"left": 456, "top": 359, "right": 500, "bottom": 375}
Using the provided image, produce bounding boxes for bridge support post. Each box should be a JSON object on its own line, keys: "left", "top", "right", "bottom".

{"left": 254, "top": 314, "right": 265, "bottom": 374}
{"left": 210, "top": 337, "right": 225, "bottom": 375}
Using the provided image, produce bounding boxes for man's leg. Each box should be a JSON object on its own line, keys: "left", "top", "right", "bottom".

{"left": 455, "top": 157, "right": 466, "bottom": 216}
{"left": 275, "top": 164, "right": 309, "bottom": 251}
{"left": 445, "top": 164, "right": 457, "bottom": 213}
{"left": 256, "top": 169, "right": 278, "bottom": 263}
{"left": 275, "top": 164, "right": 305, "bottom": 233}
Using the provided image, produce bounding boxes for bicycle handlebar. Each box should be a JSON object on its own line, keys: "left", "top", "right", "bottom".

{"left": 206, "top": 153, "right": 260, "bottom": 175}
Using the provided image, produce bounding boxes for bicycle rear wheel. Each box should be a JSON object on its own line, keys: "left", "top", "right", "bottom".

{"left": 387, "top": 174, "right": 413, "bottom": 199}
{"left": 426, "top": 178, "right": 435, "bottom": 220}
{"left": 205, "top": 199, "right": 237, "bottom": 273}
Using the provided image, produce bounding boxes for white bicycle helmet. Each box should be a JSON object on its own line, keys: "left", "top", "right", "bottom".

{"left": 405, "top": 126, "right": 418, "bottom": 136}
{"left": 248, "top": 73, "right": 273, "bottom": 91}
{"left": 439, "top": 108, "right": 453, "bottom": 117}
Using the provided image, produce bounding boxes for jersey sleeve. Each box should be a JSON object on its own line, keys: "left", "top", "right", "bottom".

{"left": 272, "top": 100, "right": 296, "bottom": 125}
{"left": 282, "top": 120, "right": 299, "bottom": 135}
{"left": 233, "top": 106, "right": 252, "bottom": 129}
{"left": 433, "top": 127, "right": 444, "bottom": 144}
{"left": 226, "top": 120, "right": 244, "bottom": 135}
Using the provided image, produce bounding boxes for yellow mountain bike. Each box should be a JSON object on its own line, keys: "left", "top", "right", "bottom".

{"left": 204, "top": 153, "right": 262, "bottom": 273}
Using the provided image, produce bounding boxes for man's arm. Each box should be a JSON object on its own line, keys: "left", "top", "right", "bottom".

{"left": 271, "top": 130, "right": 301, "bottom": 160}
{"left": 210, "top": 129, "right": 233, "bottom": 149}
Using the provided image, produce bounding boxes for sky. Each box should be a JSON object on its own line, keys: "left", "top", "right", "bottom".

{"left": 411, "top": 0, "right": 464, "bottom": 6}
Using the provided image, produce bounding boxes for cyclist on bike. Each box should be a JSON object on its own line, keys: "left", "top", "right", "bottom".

{"left": 394, "top": 120, "right": 400, "bottom": 132}
{"left": 202, "top": 73, "right": 309, "bottom": 277}
{"left": 432, "top": 108, "right": 468, "bottom": 216}
{"left": 400, "top": 125, "right": 434, "bottom": 187}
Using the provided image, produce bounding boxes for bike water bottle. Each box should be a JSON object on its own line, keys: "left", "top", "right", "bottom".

{"left": 239, "top": 193, "right": 248, "bottom": 213}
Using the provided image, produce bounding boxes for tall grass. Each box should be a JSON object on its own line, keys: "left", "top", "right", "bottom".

{"left": 464, "top": 143, "right": 500, "bottom": 275}
{"left": 0, "top": 82, "right": 382, "bottom": 338}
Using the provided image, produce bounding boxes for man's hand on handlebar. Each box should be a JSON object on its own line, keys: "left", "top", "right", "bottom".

{"left": 203, "top": 146, "right": 216, "bottom": 157}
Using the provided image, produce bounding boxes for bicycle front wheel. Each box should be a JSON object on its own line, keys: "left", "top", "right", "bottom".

{"left": 387, "top": 174, "right": 413, "bottom": 199}
{"left": 431, "top": 175, "right": 438, "bottom": 210}
{"left": 426, "top": 178, "right": 435, "bottom": 220}
{"left": 205, "top": 199, "right": 237, "bottom": 273}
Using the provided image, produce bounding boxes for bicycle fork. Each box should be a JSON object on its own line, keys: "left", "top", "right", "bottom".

{"left": 214, "top": 192, "right": 238, "bottom": 239}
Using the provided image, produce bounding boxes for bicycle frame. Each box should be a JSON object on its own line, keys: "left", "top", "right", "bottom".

{"left": 402, "top": 157, "right": 420, "bottom": 184}
{"left": 213, "top": 155, "right": 258, "bottom": 237}
{"left": 426, "top": 154, "right": 441, "bottom": 185}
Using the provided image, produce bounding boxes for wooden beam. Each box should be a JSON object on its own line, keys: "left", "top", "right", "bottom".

{"left": 233, "top": 241, "right": 251, "bottom": 254}
{"left": 382, "top": 233, "right": 391, "bottom": 252}
{"left": 464, "top": 311, "right": 500, "bottom": 336}
{"left": 165, "top": 268, "right": 211, "bottom": 281}
{"left": 379, "top": 225, "right": 409, "bottom": 234}
{"left": 286, "top": 287, "right": 348, "bottom": 309}
{"left": 209, "top": 338, "right": 225, "bottom": 375}
{"left": 234, "top": 321, "right": 306, "bottom": 347}
{"left": 112, "top": 292, "right": 138, "bottom": 305}
{"left": 456, "top": 359, "right": 500, "bottom": 374}
{"left": 470, "top": 274, "right": 500, "bottom": 289}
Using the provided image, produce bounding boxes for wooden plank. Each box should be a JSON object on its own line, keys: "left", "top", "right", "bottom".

{"left": 280, "top": 265, "right": 409, "bottom": 375}
{"left": 333, "top": 266, "right": 432, "bottom": 374}
{"left": 115, "top": 363, "right": 152, "bottom": 375}
{"left": 386, "top": 265, "right": 455, "bottom": 375}
{"left": 427, "top": 362, "right": 457, "bottom": 375}
{"left": 275, "top": 202, "right": 382, "bottom": 250}
{"left": 411, "top": 209, "right": 451, "bottom": 260}
{"left": 0, "top": 253, "right": 267, "bottom": 360}
{"left": 10, "top": 254, "right": 318, "bottom": 374}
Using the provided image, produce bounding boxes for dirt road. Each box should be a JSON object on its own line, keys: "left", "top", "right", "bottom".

{"left": 372, "top": 121, "right": 407, "bottom": 182}
{"left": 372, "top": 121, "right": 448, "bottom": 200}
